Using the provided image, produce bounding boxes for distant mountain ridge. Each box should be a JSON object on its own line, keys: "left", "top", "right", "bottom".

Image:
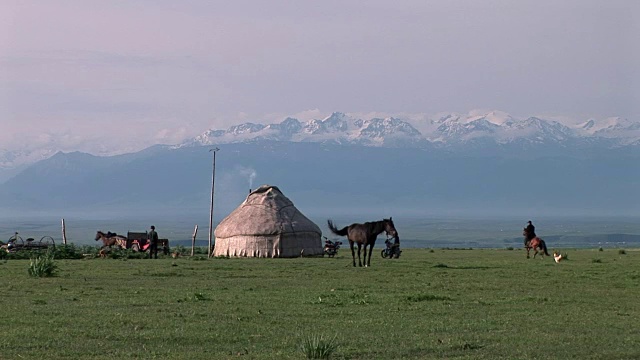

{"left": 1, "top": 140, "right": 639, "bottom": 220}
{"left": 1, "top": 110, "right": 638, "bottom": 182}
{"left": 177, "top": 111, "right": 640, "bottom": 149}
{"left": 178, "top": 112, "right": 426, "bottom": 148}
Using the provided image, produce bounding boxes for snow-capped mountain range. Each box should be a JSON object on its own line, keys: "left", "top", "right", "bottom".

{"left": 177, "top": 111, "right": 640, "bottom": 149}
{"left": 178, "top": 112, "right": 424, "bottom": 148}
{"left": 1, "top": 110, "right": 639, "bottom": 176}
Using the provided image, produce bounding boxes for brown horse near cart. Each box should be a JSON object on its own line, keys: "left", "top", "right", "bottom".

{"left": 95, "top": 231, "right": 127, "bottom": 250}
{"left": 327, "top": 218, "right": 399, "bottom": 267}
{"left": 95, "top": 230, "right": 169, "bottom": 254}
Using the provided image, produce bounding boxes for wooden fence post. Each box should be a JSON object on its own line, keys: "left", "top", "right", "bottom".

{"left": 61, "top": 218, "right": 67, "bottom": 245}
{"left": 191, "top": 225, "right": 198, "bottom": 256}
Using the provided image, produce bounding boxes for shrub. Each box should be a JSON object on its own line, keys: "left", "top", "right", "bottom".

{"left": 28, "top": 251, "right": 58, "bottom": 277}
{"left": 105, "top": 248, "right": 148, "bottom": 260}
{"left": 192, "top": 246, "right": 210, "bottom": 255}
{"left": 173, "top": 245, "right": 186, "bottom": 255}
{"left": 1, "top": 244, "right": 92, "bottom": 260}
{"left": 598, "top": 247, "right": 604, "bottom": 252}
{"left": 298, "top": 333, "right": 339, "bottom": 359}
{"left": 618, "top": 249, "right": 627, "bottom": 255}
{"left": 52, "top": 244, "right": 86, "bottom": 259}
{"left": 592, "top": 258, "right": 602, "bottom": 263}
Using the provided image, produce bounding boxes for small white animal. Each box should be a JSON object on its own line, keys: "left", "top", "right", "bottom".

{"left": 553, "top": 251, "right": 563, "bottom": 263}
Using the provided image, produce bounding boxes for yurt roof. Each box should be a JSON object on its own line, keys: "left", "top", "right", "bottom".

{"left": 214, "top": 185, "right": 321, "bottom": 238}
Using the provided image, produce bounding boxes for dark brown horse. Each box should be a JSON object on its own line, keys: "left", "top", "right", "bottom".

{"left": 327, "top": 218, "right": 399, "bottom": 267}
{"left": 95, "top": 231, "right": 127, "bottom": 250}
{"left": 523, "top": 229, "right": 549, "bottom": 259}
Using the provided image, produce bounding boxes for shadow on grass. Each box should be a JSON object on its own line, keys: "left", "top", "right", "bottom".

{"left": 433, "top": 263, "right": 494, "bottom": 270}
{"left": 405, "top": 293, "right": 453, "bottom": 302}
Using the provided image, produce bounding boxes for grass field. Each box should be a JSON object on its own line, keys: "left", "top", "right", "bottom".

{"left": 2, "top": 248, "right": 640, "bottom": 359}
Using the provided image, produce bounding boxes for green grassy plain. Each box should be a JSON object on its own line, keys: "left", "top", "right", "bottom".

{"left": 2, "top": 248, "right": 639, "bottom": 359}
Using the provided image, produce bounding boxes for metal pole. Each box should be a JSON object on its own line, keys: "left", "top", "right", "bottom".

{"left": 61, "top": 218, "right": 67, "bottom": 245}
{"left": 208, "top": 147, "right": 220, "bottom": 258}
{"left": 191, "top": 224, "right": 198, "bottom": 257}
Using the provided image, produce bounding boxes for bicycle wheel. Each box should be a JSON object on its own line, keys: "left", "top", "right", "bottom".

{"left": 39, "top": 236, "right": 55, "bottom": 250}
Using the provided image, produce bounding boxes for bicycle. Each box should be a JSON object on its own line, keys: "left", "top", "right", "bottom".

{"left": 3, "top": 232, "right": 55, "bottom": 252}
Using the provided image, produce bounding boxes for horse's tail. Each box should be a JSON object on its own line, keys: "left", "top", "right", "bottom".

{"left": 327, "top": 220, "right": 348, "bottom": 237}
{"left": 540, "top": 239, "right": 550, "bottom": 256}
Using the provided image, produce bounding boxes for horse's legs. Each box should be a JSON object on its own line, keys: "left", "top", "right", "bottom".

{"left": 357, "top": 243, "right": 363, "bottom": 267}
{"left": 366, "top": 244, "right": 374, "bottom": 267}
{"left": 361, "top": 244, "right": 367, "bottom": 267}
{"left": 349, "top": 241, "right": 356, "bottom": 267}
{"left": 526, "top": 246, "right": 530, "bottom": 259}
{"left": 538, "top": 244, "right": 546, "bottom": 258}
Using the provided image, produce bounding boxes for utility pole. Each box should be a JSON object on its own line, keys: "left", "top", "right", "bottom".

{"left": 61, "top": 218, "right": 67, "bottom": 245}
{"left": 208, "top": 147, "right": 220, "bottom": 258}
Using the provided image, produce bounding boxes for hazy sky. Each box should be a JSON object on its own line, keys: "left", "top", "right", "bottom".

{"left": 1, "top": 0, "right": 638, "bottom": 153}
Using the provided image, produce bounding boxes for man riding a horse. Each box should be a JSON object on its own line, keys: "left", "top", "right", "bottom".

{"left": 523, "top": 220, "right": 536, "bottom": 247}
{"left": 522, "top": 221, "right": 549, "bottom": 259}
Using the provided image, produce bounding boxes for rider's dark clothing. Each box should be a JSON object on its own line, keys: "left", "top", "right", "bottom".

{"left": 525, "top": 224, "right": 536, "bottom": 238}
{"left": 524, "top": 223, "right": 536, "bottom": 245}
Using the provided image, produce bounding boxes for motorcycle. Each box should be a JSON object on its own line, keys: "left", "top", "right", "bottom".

{"left": 323, "top": 237, "right": 342, "bottom": 257}
{"left": 381, "top": 238, "right": 402, "bottom": 259}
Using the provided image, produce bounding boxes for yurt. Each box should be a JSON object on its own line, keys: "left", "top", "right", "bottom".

{"left": 213, "top": 185, "right": 323, "bottom": 258}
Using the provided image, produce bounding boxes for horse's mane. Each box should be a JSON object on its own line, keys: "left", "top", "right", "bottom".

{"left": 97, "top": 230, "right": 125, "bottom": 239}
{"left": 364, "top": 219, "right": 392, "bottom": 226}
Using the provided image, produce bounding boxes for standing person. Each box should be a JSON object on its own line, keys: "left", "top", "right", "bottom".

{"left": 148, "top": 225, "right": 159, "bottom": 259}
{"left": 524, "top": 220, "right": 536, "bottom": 246}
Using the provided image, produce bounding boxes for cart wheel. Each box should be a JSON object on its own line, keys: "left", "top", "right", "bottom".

{"left": 9, "top": 234, "right": 24, "bottom": 247}
{"left": 381, "top": 249, "right": 388, "bottom": 258}
{"left": 39, "top": 236, "right": 55, "bottom": 250}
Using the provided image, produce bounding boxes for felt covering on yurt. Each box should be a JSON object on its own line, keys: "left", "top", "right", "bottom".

{"left": 213, "top": 185, "right": 323, "bottom": 258}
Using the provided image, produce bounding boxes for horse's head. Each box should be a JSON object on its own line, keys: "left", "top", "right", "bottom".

{"left": 383, "top": 217, "right": 399, "bottom": 243}
{"left": 95, "top": 231, "right": 103, "bottom": 241}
